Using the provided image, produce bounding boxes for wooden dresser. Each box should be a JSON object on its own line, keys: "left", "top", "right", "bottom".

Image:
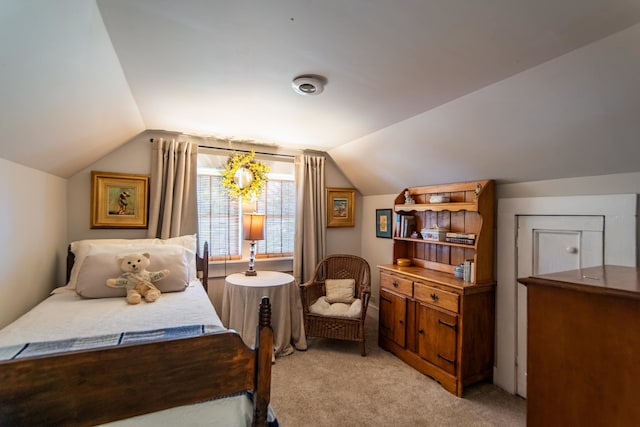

{"left": 519, "top": 265, "right": 640, "bottom": 426}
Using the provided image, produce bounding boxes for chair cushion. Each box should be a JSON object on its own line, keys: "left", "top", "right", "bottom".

{"left": 325, "top": 278, "right": 356, "bottom": 304}
{"left": 309, "top": 296, "right": 362, "bottom": 318}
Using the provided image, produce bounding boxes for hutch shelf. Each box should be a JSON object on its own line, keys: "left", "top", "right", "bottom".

{"left": 378, "top": 180, "right": 496, "bottom": 396}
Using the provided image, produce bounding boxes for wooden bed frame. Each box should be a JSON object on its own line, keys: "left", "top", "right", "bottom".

{"left": 0, "top": 243, "right": 273, "bottom": 426}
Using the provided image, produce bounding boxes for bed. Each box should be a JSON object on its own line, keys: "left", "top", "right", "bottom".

{"left": 0, "top": 236, "right": 275, "bottom": 427}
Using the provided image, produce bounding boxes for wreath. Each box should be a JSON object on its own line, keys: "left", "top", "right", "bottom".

{"left": 221, "top": 150, "right": 270, "bottom": 199}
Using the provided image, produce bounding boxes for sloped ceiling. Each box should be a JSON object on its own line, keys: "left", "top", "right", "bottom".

{"left": 1, "top": 1, "right": 640, "bottom": 195}
{"left": 333, "top": 23, "right": 640, "bottom": 195}
{"left": 0, "top": 1, "right": 144, "bottom": 178}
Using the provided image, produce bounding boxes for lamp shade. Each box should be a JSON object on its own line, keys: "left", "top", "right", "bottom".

{"left": 243, "top": 213, "right": 265, "bottom": 241}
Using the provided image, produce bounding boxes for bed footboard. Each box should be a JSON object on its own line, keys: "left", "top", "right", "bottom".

{"left": 0, "top": 298, "right": 273, "bottom": 426}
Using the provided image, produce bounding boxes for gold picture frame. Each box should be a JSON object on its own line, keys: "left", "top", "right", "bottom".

{"left": 326, "top": 187, "right": 355, "bottom": 227}
{"left": 91, "top": 171, "right": 149, "bottom": 229}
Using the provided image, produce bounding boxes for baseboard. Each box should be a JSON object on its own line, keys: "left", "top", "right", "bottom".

{"left": 367, "top": 304, "right": 378, "bottom": 321}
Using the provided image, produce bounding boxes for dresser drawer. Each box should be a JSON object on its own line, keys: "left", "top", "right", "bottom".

{"left": 414, "top": 282, "right": 459, "bottom": 313}
{"left": 380, "top": 273, "right": 413, "bottom": 298}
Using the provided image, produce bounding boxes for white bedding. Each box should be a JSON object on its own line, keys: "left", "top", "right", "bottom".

{"left": 100, "top": 396, "right": 253, "bottom": 427}
{"left": 0, "top": 280, "right": 223, "bottom": 347}
{"left": 102, "top": 394, "right": 278, "bottom": 427}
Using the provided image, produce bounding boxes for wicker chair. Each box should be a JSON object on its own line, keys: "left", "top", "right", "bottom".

{"left": 299, "top": 254, "right": 371, "bottom": 356}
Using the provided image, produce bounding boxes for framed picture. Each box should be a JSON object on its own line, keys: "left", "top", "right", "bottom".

{"left": 326, "top": 187, "right": 355, "bottom": 227}
{"left": 91, "top": 171, "right": 149, "bottom": 229}
{"left": 376, "top": 209, "right": 393, "bottom": 238}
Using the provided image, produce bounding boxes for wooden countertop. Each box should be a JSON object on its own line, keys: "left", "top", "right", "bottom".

{"left": 378, "top": 264, "right": 495, "bottom": 294}
{"left": 518, "top": 265, "right": 640, "bottom": 299}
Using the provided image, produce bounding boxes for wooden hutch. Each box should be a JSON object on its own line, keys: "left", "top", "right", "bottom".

{"left": 378, "top": 180, "right": 495, "bottom": 396}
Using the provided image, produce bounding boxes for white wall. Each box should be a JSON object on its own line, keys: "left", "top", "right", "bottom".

{"left": 495, "top": 193, "right": 636, "bottom": 395}
{"left": 0, "top": 0, "right": 144, "bottom": 178}
{"left": 361, "top": 194, "right": 396, "bottom": 310}
{"left": 325, "top": 156, "right": 362, "bottom": 257}
{"left": 67, "top": 134, "right": 151, "bottom": 243}
{"left": 0, "top": 158, "right": 67, "bottom": 328}
{"left": 498, "top": 171, "right": 640, "bottom": 200}
{"left": 499, "top": 172, "right": 640, "bottom": 266}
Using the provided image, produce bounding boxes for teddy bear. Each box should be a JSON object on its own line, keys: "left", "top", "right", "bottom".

{"left": 106, "top": 252, "right": 170, "bottom": 304}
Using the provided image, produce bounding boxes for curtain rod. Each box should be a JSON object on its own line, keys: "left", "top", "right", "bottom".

{"left": 198, "top": 145, "right": 297, "bottom": 159}
{"left": 149, "top": 138, "right": 297, "bottom": 159}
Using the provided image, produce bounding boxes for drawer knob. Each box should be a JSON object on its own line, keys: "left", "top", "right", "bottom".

{"left": 393, "top": 281, "right": 399, "bottom": 288}
{"left": 418, "top": 329, "right": 424, "bottom": 334}
{"left": 430, "top": 293, "right": 439, "bottom": 301}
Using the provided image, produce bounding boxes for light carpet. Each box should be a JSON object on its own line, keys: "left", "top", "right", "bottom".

{"left": 271, "top": 315, "right": 525, "bottom": 426}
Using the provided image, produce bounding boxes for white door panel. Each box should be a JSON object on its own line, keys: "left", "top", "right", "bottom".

{"left": 515, "top": 215, "right": 604, "bottom": 397}
{"left": 495, "top": 194, "right": 636, "bottom": 396}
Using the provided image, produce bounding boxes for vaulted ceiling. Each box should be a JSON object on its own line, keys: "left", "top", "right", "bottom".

{"left": 2, "top": 1, "right": 640, "bottom": 195}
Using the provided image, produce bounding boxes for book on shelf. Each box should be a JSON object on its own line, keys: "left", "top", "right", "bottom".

{"left": 394, "top": 213, "right": 402, "bottom": 237}
{"left": 394, "top": 213, "right": 416, "bottom": 238}
{"left": 445, "top": 237, "right": 476, "bottom": 245}
{"left": 445, "top": 231, "right": 476, "bottom": 245}
{"left": 445, "top": 232, "right": 476, "bottom": 239}
{"left": 401, "top": 215, "right": 416, "bottom": 238}
{"left": 463, "top": 259, "right": 475, "bottom": 283}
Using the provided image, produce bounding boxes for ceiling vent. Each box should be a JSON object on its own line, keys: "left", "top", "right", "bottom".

{"left": 292, "top": 75, "right": 326, "bottom": 96}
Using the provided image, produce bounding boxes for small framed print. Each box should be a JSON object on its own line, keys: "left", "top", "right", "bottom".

{"left": 91, "top": 171, "right": 149, "bottom": 229}
{"left": 326, "top": 187, "right": 355, "bottom": 227}
{"left": 376, "top": 209, "right": 393, "bottom": 238}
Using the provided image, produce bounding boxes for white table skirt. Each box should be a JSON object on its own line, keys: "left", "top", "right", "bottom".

{"left": 221, "top": 271, "right": 307, "bottom": 357}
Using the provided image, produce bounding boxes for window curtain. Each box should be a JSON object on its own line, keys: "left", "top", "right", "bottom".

{"left": 147, "top": 138, "right": 198, "bottom": 239}
{"left": 293, "top": 154, "right": 326, "bottom": 283}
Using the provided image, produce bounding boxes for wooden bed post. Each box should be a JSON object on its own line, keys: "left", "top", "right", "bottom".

{"left": 198, "top": 241, "right": 210, "bottom": 291}
{"left": 66, "top": 244, "right": 74, "bottom": 283}
{"left": 253, "top": 297, "right": 273, "bottom": 427}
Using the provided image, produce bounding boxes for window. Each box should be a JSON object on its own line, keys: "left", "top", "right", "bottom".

{"left": 255, "top": 178, "right": 296, "bottom": 257}
{"left": 197, "top": 150, "right": 295, "bottom": 260}
{"left": 197, "top": 174, "right": 240, "bottom": 259}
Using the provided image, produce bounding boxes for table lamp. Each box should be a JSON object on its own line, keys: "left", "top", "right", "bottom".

{"left": 243, "top": 213, "right": 265, "bottom": 276}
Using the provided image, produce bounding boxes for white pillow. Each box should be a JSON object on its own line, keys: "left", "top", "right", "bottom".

{"left": 66, "top": 235, "right": 198, "bottom": 289}
{"left": 164, "top": 235, "right": 198, "bottom": 278}
{"left": 75, "top": 254, "right": 125, "bottom": 298}
{"left": 325, "top": 278, "right": 356, "bottom": 304}
{"left": 75, "top": 244, "right": 191, "bottom": 298}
